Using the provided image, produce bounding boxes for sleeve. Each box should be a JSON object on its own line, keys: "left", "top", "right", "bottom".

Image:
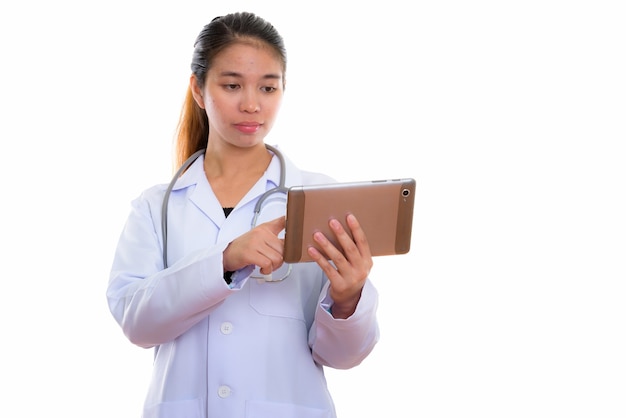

{"left": 106, "top": 192, "right": 252, "bottom": 348}
{"left": 308, "top": 279, "right": 380, "bottom": 369}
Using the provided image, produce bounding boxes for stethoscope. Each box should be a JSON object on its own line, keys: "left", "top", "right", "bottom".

{"left": 161, "top": 143, "right": 292, "bottom": 281}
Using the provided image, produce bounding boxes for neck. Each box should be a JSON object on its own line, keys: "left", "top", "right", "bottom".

{"left": 203, "top": 143, "right": 272, "bottom": 208}
{"left": 204, "top": 143, "right": 271, "bottom": 181}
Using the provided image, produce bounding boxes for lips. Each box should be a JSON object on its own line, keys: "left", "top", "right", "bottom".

{"left": 234, "top": 122, "right": 261, "bottom": 134}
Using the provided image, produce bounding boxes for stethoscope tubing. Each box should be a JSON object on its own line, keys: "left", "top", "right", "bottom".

{"left": 161, "top": 144, "right": 287, "bottom": 269}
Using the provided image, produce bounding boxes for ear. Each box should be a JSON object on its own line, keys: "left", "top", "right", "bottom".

{"left": 190, "top": 74, "right": 206, "bottom": 109}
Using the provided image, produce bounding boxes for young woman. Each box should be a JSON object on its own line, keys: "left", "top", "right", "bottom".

{"left": 107, "top": 12, "right": 379, "bottom": 418}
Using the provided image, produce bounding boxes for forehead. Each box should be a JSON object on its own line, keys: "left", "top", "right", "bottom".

{"left": 211, "top": 40, "right": 284, "bottom": 76}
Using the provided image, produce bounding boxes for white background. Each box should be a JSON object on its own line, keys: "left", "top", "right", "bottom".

{"left": 1, "top": 1, "right": 624, "bottom": 417}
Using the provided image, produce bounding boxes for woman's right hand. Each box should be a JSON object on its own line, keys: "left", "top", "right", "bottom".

{"left": 222, "top": 216, "right": 286, "bottom": 275}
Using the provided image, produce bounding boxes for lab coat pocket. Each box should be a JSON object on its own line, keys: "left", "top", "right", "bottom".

{"left": 143, "top": 398, "right": 203, "bottom": 418}
{"left": 248, "top": 277, "right": 306, "bottom": 321}
{"left": 245, "top": 400, "right": 331, "bottom": 418}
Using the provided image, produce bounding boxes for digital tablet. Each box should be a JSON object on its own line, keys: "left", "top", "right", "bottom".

{"left": 283, "top": 178, "right": 416, "bottom": 263}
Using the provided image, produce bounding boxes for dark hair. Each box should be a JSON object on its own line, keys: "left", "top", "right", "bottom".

{"left": 173, "top": 12, "right": 287, "bottom": 170}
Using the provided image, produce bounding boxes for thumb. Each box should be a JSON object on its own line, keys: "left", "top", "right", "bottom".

{"left": 264, "top": 216, "right": 286, "bottom": 235}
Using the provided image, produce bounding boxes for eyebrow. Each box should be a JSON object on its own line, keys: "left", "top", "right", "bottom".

{"left": 219, "top": 71, "right": 282, "bottom": 81}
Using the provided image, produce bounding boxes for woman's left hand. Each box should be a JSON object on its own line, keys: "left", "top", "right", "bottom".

{"left": 307, "top": 213, "right": 373, "bottom": 319}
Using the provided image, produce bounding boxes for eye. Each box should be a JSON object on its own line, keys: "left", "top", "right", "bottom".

{"left": 261, "top": 86, "right": 277, "bottom": 93}
{"left": 224, "top": 84, "right": 240, "bottom": 91}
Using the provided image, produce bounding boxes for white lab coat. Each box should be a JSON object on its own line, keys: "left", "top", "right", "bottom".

{"left": 107, "top": 146, "right": 379, "bottom": 418}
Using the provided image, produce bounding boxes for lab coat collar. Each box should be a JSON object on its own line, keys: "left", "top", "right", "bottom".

{"left": 169, "top": 145, "right": 303, "bottom": 191}
{"left": 168, "top": 144, "right": 303, "bottom": 222}
{"left": 173, "top": 154, "right": 222, "bottom": 223}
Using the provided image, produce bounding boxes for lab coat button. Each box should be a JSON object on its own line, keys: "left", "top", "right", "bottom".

{"left": 220, "top": 322, "right": 233, "bottom": 334}
{"left": 218, "top": 385, "right": 231, "bottom": 398}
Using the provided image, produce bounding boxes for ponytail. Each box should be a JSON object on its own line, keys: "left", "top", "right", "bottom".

{"left": 173, "top": 86, "right": 208, "bottom": 172}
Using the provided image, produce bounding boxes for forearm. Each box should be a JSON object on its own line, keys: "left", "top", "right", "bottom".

{"left": 108, "top": 245, "right": 236, "bottom": 348}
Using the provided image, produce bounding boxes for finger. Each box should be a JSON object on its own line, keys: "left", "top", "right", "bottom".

{"left": 258, "top": 257, "right": 274, "bottom": 275}
{"left": 345, "top": 213, "right": 373, "bottom": 261}
{"left": 326, "top": 218, "right": 358, "bottom": 264}
{"left": 324, "top": 217, "right": 373, "bottom": 276}
{"left": 312, "top": 229, "right": 346, "bottom": 267}
{"left": 307, "top": 244, "right": 341, "bottom": 279}
{"left": 257, "top": 248, "right": 284, "bottom": 275}
{"left": 262, "top": 216, "right": 286, "bottom": 235}
{"left": 263, "top": 228, "right": 285, "bottom": 255}
{"left": 257, "top": 233, "right": 285, "bottom": 274}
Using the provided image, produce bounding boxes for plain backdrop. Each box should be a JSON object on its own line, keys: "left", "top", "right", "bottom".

{"left": 1, "top": 1, "right": 624, "bottom": 417}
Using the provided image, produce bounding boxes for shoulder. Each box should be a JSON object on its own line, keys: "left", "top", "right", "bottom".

{"left": 131, "top": 156, "right": 205, "bottom": 210}
{"left": 127, "top": 183, "right": 169, "bottom": 220}
{"left": 136, "top": 183, "right": 168, "bottom": 203}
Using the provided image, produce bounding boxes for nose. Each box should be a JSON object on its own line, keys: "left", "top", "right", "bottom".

{"left": 240, "top": 89, "right": 260, "bottom": 113}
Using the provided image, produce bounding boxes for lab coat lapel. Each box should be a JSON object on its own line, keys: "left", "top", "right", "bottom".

{"left": 172, "top": 154, "right": 225, "bottom": 227}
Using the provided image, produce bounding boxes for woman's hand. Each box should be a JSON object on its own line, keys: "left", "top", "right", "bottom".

{"left": 223, "top": 216, "right": 286, "bottom": 275}
{"left": 307, "top": 213, "right": 373, "bottom": 319}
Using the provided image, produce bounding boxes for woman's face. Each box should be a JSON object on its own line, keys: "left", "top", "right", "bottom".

{"left": 194, "top": 42, "right": 284, "bottom": 149}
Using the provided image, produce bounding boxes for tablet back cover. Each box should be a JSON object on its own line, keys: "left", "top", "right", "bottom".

{"left": 284, "top": 178, "right": 415, "bottom": 263}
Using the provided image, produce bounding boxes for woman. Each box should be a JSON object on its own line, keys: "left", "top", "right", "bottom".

{"left": 107, "top": 12, "right": 379, "bottom": 418}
